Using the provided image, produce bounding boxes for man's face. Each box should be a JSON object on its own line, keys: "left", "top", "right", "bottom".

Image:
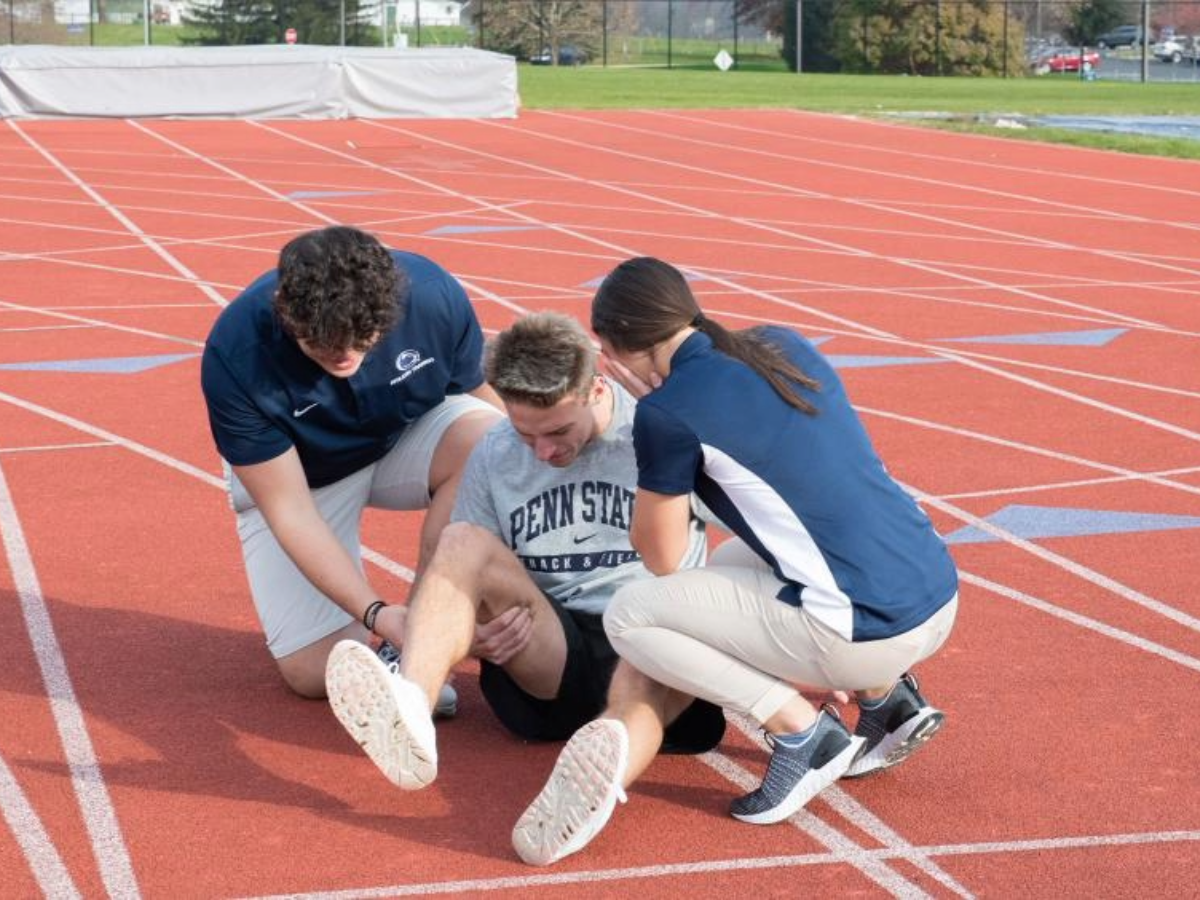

{"left": 507, "top": 381, "right": 604, "bottom": 468}
{"left": 296, "top": 335, "right": 378, "bottom": 378}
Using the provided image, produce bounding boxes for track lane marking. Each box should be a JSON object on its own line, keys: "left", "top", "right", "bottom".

{"left": 6, "top": 120, "right": 225, "bottom": 307}
{"left": 0, "top": 752, "right": 83, "bottom": 899}
{"left": 230, "top": 828, "right": 1200, "bottom": 899}
{"left": 0, "top": 459, "right": 141, "bottom": 898}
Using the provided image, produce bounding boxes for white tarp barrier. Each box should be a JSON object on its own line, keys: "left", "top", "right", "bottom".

{"left": 0, "top": 44, "right": 517, "bottom": 119}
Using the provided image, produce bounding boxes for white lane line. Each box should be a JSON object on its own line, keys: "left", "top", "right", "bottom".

{"left": 706, "top": 305, "right": 1200, "bottom": 403}
{"left": 700, "top": 747, "right": 935, "bottom": 898}
{"left": 0, "top": 299, "right": 205, "bottom": 350}
{"left": 0, "top": 390, "right": 223, "bottom": 488}
{"left": 0, "top": 459, "right": 141, "bottom": 899}
{"left": 358, "top": 547, "right": 416, "bottom": 585}
{"left": 600, "top": 108, "right": 1200, "bottom": 268}
{"left": 857, "top": 405, "right": 1200, "bottom": 498}
{"left": 820, "top": 788, "right": 974, "bottom": 898}
{"left": 722, "top": 712, "right": 969, "bottom": 897}
{"left": 0, "top": 442, "right": 116, "bottom": 455}
{"left": 936, "top": 466, "right": 1200, "bottom": 502}
{"left": 130, "top": 121, "right": 533, "bottom": 321}
{"left": 0, "top": 752, "right": 83, "bottom": 899}
{"left": 507, "top": 113, "right": 1189, "bottom": 331}
{"left": 963, "top": 571, "right": 1200, "bottom": 674}
{"left": 720, "top": 715, "right": 974, "bottom": 897}
{"left": 781, "top": 108, "right": 1200, "bottom": 200}
{"left": 231, "top": 829, "right": 1200, "bottom": 899}
{"left": 6, "top": 119, "right": 227, "bottom": 308}
{"left": 0, "top": 324, "right": 96, "bottom": 334}
{"left": 914, "top": 488, "right": 1200, "bottom": 634}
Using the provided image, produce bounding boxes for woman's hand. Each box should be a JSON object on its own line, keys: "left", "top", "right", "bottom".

{"left": 601, "top": 353, "right": 661, "bottom": 400}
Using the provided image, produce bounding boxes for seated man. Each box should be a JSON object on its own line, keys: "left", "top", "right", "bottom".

{"left": 324, "top": 312, "right": 726, "bottom": 801}
{"left": 200, "top": 225, "right": 502, "bottom": 703}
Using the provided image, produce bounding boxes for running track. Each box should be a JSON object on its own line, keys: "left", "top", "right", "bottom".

{"left": 1, "top": 109, "right": 1198, "bottom": 898}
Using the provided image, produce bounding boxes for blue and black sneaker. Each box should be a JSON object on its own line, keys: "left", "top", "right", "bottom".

{"left": 729, "top": 705, "right": 864, "bottom": 825}
{"left": 844, "top": 672, "right": 943, "bottom": 779}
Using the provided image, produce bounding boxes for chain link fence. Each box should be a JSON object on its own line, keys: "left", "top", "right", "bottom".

{"left": 4, "top": 0, "right": 1200, "bottom": 82}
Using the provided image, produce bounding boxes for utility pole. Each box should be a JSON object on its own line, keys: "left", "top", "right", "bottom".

{"left": 795, "top": 0, "right": 802, "bottom": 73}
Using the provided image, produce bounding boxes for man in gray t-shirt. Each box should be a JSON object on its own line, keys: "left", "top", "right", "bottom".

{"left": 452, "top": 367, "right": 701, "bottom": 617}
{"left": 323, "top": 313, "right": 725, "bottom": 796}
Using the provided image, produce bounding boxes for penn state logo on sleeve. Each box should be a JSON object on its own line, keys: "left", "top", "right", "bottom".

{"left": 390, "top": 348, "right": 436, "bottom": 385}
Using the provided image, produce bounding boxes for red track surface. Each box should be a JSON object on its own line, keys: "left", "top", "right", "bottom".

{"left": 1, "top": 108, "right": 1198, "bottom": 898}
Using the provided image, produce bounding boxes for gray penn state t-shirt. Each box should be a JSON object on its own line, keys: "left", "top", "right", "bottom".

{"left": 451, "top": 380, "right": 707, "bottom": 616}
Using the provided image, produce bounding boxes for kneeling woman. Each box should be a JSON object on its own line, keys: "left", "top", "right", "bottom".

{"left": 513, "top": 257, "right": 958, "bottom": 866}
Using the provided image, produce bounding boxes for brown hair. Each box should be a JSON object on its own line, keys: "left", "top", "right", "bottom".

{"left": 273, "top": 226, "right": 403, "bottom": 352}
{"left": 591, "top": 257, "right": 819, "bottom": 414}
{"left": 486, "top": 312, "right": 597, "bottom": 408}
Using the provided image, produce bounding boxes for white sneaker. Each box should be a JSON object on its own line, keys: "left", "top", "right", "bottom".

{"left": 512, "top": 719, "right": 629, "bottom": 866}
{"left": 325, "top": 639, "right": 438, "bottom": 790}
{"left": 377, "top": 640, "right": 457, "bottom": 718}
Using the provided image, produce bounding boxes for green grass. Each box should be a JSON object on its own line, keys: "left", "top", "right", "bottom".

{"left": 518, "top": 68, "right": 1200, "bottom": 159}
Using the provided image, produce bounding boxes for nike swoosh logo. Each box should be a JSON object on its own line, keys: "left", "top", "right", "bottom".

{"left": 573, "top": 534, "right": 597, "bottom": 545}
{"left": 293, "top": 402, "right": 319, "bottom": 418}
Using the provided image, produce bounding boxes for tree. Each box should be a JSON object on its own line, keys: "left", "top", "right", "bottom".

{"left": 834, "top": 0, "right": 1024, "bottom": 76}
{"left": 471, "top": 0, "right": 602, "bottom": 62}
{"left": 183, "top": 0, "right": 279, "bottom": 45}
{"left": 1064, "top": 0, "right": 1129, "bottom": 46}
{"left": 184, "top": 0, "right": 380, "bottom": 46}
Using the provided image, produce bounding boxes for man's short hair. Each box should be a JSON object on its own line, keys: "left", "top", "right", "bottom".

{"left": 486, "top": 313, "right": 597, "bottom": 408}
{"left": 273, "top": 226, "right": 404, "bottom": 352}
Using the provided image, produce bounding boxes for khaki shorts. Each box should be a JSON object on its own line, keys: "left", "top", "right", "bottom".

{"left": 228, "top": 394, "right": 498, "bottom": 658}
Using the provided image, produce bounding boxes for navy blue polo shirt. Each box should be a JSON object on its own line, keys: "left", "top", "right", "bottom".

{"left": 201, "top": 250, "right": 487, "bottom": 488}
{"left": 633, "top": 328, "right": 957, "bottom": 643}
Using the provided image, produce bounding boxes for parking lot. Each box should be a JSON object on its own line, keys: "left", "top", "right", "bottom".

{"left": 1099, "top": 50, "right": 1200, "bottom": 82}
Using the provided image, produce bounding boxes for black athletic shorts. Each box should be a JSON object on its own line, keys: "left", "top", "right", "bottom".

{"left": 478, "top": 595, "right": 726, "bottom": 754}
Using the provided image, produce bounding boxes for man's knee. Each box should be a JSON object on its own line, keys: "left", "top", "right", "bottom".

{"left": 274, "top": 627, "right": 361, "bottom": 700}
{"left": 430, "top": 521, "right": 503, "bottom": 572}
{"left": 276, "top": 653, "right": 327, "bottom": 699}
{"left": 429, "top": 409, "right": 502, "bottom": 492}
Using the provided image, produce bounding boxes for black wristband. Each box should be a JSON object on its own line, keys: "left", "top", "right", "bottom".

{"left": 362, "top": 600, "right": 387, "bottom": 633}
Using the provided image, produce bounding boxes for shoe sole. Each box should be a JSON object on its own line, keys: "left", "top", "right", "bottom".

{"left": 512, "top": 720, "right": 628, "bottom": 866}
{"left": 844, "top": 708, "right": 944, "bottom": 779}
{"left": 325, "top": 641, "right": 437, "bottom": 790}
{"left": 731, "top": 735, "right": 865, "bottom": 826}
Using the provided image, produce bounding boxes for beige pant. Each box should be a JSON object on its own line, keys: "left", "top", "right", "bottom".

{"left": 603, "top": 538, "right": 957, "bottom": 724}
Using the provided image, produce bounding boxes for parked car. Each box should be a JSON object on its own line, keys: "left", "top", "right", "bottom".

{"left": 1033, "top": 48, "right": 1101, "bottom": 74}
{"left": 530, "top": 45, "right": 588, "bottom": 66}
{"left": 1096, "top": 25, "right": 1145, "bottom": 48}
{"left": 1153, "top": 36, "right": 1189, "bottom": 63}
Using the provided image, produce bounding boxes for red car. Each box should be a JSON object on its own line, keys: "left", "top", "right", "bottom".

{"left": 1034, "top": 48, "right": 1101, "bottom": 74}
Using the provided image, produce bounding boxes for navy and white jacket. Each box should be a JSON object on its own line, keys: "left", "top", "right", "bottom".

{"left": 201, "top": 251, "right": 486, "bottom": 488}
{"left": 633, "top": 328, "right": 957, "bottom": 642}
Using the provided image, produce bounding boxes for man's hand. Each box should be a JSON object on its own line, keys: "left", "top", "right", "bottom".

{"left": 471, "top": 606, "right": 534, "bottom": 666}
